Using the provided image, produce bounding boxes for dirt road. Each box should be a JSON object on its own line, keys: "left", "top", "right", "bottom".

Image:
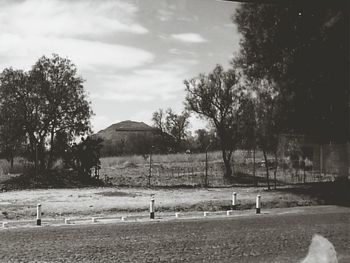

{"left": 0, "top": 206, "right": 349, "bottom": 262}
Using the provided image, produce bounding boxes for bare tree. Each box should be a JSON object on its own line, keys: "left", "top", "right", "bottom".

{"left": 152, "top": 108, "right": 190, "bottom": 152}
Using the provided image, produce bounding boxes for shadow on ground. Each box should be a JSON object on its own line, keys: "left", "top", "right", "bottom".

{"left": 276, "top": 180, "right": 350, "bottom": 207}
{"left": 0, "top": 169, "right": 109, "bottom": 191}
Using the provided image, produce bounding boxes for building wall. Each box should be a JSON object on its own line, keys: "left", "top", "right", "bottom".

{"left": 279, "top": 134, "right": 349, "bottom": 178}
{"left": 319, "top": 143, "right": 349, "bottom": 177}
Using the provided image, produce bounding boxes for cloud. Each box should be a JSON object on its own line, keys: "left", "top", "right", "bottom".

{"left": 0, "top": 0, "right": 148, "bottom": 38}
{"left": 171, "top": 33, "right": 207, "bottom": 43}
{"left": 169, "top": 48, "right": 196, "bottom": 56}
{"left": 89, "top": 59, "right": 198, "bottom": 102}
{"left": 0, "top": 0, "right": 153, "bottom": 72}
{"left": 0, "top": 34, "right": 154, "bottom": 71}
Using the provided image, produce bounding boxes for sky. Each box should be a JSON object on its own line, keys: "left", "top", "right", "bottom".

{"left": 0, "top": 0, "right": 241, "bottom": 133}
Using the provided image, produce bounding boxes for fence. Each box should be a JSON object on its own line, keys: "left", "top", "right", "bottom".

{"left": 100, "top": 144, "right": 348, "bottom": 187}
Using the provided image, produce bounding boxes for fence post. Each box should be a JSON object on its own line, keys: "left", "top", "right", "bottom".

{"left": 256, "top": 195, "right": 261, "bottom": 214}
{"left": 232, "top": 192, "right": 237, "bottom": 210}
{"left": 150, "top": 194, "right": 155, "bottom": 219}
{"left": 36, "top": 204, "right": 42, "bottom": 226}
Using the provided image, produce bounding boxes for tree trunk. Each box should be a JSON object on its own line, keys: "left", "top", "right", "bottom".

{"left": 273, "top": 152, "right": 278, "bottom": 190}
{"left": 253, "top": 146, "right": 256, "bottom": 187}
{"left": 222, "top": 150, "right": 232, "bottom": 179}
{"left": 47, "top": 128, "right": 55, "bottom": 170}
{"left": 10, "top": 153, "right": 14, "bottom": 171}
{"left": 262, "top": 149, "right": 271, "bottom": 190}
{"left": 37, "top": 141, "right": 46, "bottom": 173}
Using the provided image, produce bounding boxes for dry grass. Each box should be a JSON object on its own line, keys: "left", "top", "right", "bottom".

{"left": 0, "top": 185, "right": 335, "bottom": 220}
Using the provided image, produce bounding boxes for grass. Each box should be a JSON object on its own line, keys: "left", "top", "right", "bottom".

{"left": 0, "top": 149, "right": 338, "bottom": 189}
{"left": 99, "top": 150, "right": 330, "bottom": 188}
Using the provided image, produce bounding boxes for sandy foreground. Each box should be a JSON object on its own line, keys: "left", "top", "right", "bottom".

{"left": 0, "top": 187, "right": 315, "bottom": 220}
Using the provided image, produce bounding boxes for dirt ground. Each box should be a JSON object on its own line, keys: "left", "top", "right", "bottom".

{"left": 0, "top": 186, "right": 321, "bottom": 220}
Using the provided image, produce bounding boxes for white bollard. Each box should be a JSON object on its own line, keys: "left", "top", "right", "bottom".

{"left": 36, "top": 204, "right": 42, "bottom": 226}
{"left": 203, "top": 211, "right": 209, "bottom": 217}
{"left": 232, "top": 192, "right": 237, "bottom": 210}
{"left": 175, "top": 212, "right": 180, "bottom": 218}
{"left": 256, "top": 195, "right": 261, "bottom": 214}
{"left": 92, "top": 217, "right": 97, "bottom": 223}
{"left": 65, "top": 218, "right": 70, "bottom": 224}
{"left": 2, "top": 222, "right": 8, "bottom": 228}
{"left": 150, "top": 194, "right": 155, "bottom": 219}
{"left": 121, "top": 216, "right": 126, "bottom": 221}
{"left": 226, "top": 210, "right": 233, "bottom": 216}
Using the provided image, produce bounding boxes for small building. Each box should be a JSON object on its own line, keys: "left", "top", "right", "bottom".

{"left": 278, "top": 134, "right": 349, "bottom": 179}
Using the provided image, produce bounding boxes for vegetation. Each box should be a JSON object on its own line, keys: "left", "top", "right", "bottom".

{"left": 0, "top": 54, "right": 101, "bottom": 184}
{"left": 65, "top": 136, "right": 104, "bottom": 179}
{"left": 184, "top": 65, "right": 249, "bottom": 179}
{"left": 1, "top": 2, "right": 347, "bottom": 189}
{"left": 233, "top": 1, "right": 348, "bottom": 143}
{"left": 152, "top": 108, "right": 190, "bottom": 152}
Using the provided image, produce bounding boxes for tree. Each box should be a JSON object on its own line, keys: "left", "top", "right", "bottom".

{"left": 29, "top": 54, "right": 93, "bottom": 169}
{"left": 233, "top": 1, "right": 349, "bottom": 143}
{"left": 66, "top": 136, "right": 103, "bottom": 179}
{"left": 152, "top": 108, "right": 190, "bottom": 152}
{"left": 184, "top": 64, "right": 247, "bottom": 179}
{"left": 0, "top": 69, "right": 28, "bottom": 168}
{"left": 195, "top": 129, "right": 211, "bottom": 152}
{"left": 252, "top": 80, "right": 281, "bottom": 190}
{"left": 0, "top": 54, "right": 93, "bottom": 173}
{"left": 165, "top": 109, "right": 190, "bottom": 151}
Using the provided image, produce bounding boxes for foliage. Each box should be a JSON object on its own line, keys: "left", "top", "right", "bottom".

{"left": 252, "top": 80, "right": 281, "bottom": 189}
{"left": 233, "top": 1, "right": 349, "bottom": 143}
{"left": 0, "top": 69, "right": 28, "bottom": 166}
{"left": 0, "top": 54, "right": 93, "bottom": 172}
{"left": 184, "top": 64, "right": 248, "bottom": 178}
{"left": 66, "top": 136, "right": 103, "bottom": 178}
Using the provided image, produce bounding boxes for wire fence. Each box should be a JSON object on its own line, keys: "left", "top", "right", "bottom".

{"left": 100, "top": 145, "right": 348, "bottom": 187}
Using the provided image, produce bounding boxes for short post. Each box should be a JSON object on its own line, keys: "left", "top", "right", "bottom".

{"left": 121, "top": 216, "right": 126, "bottom": 221}
{"left": 36, "top": 204, "right": 42, "bottom": 226}
{"left": 256, "top": 195, "right": 261, "bottom": 214}
{"left": 92, "top": 217, "right": 97, "bottom": 223}
{"left": 204, "top": 211, "right": 209, "bottom": 217}
{"left": 150, "top": 194, "right": 155, "bottom": 219}
{"left": 65, "top": 218, "right": 70, "bottom": 224}
{"left": 175, "top": 212, "right": 180, "bottom": 218}
{"left": 232, "top": 192, "right": 237, "bottom": 210}
{"left": 2, "top": 222, "right": 8, "bottom": 228}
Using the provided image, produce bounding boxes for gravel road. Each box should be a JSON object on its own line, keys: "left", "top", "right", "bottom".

{"left": 0, "top": 207, "right": 349, "bottom": 262}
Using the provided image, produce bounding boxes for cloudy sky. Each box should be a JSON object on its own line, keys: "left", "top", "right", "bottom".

{"left": 0, "top": 0, "right": 241, "bottom": 133}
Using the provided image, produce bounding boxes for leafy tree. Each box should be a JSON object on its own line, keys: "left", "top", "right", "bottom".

{"left": 29, "top": 54, "right": 92, "bottom": 169}
{"left": 233, "top": 1, "right": 349, "bottom": 143}
{"left": 194, "top": 129, "right": 211, "bottom": 152}
{"left": 253, "top": 80, "right": 281, "bottom": 189}
{"left": 0, "top": 54, "right": 93, "bottom": 172}
{"left": 66, "top": 136, "right": 103, "bottom": 178}
{"left": 184, "top": 64, "right": 247, "bottom": 179}
{"left": 0, "top": 69, "right": 28, "bottom": 168}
